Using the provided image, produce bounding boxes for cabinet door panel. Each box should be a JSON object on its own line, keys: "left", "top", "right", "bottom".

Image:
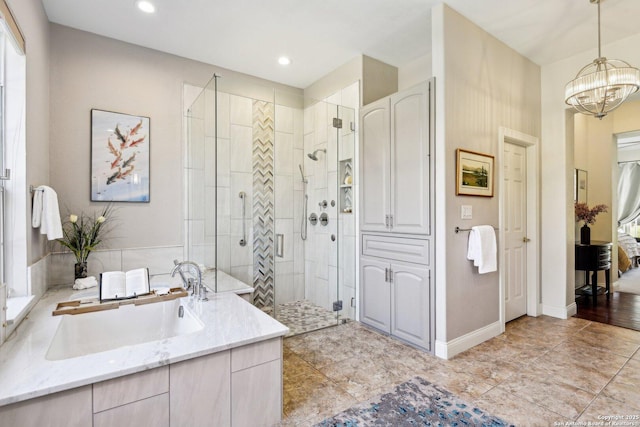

{"left": 360, "top": 98, "right": 390, "bottom": 232}
{"left": 170, "top": 350, "right": 231, "bottom": 426}
{"left": 391, "top": 262, "right": 430, "bottom": 350}
{"left": 390, "top": 83, "right": 430, "bottom": 235}
{"left": 360, "top": 257, "right": 390, "bottom": 332}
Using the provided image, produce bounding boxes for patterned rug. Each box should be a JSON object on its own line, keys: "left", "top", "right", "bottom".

{"left": 315, "top": 377, "right": 513, "bottom": 427}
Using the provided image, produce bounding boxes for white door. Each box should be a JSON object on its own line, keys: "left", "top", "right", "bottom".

{"left": 360, "top": 257, "right": 390, "bottom": 332}
{"left": 390, "top": 262, "right": 430, "bottom": 350}
{"left": 360, "top": 98, "right": 390, "bottom": 233}
{"left": 390, "top": 83, "right": 430, "bottom": 235}
{"left": 504, "top": 142, "right": 528, "bottom": 321}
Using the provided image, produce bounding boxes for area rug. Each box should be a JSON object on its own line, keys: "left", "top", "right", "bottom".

{"left": 614, "top": 265, "right": 640, "bottom": 295}
{"left": 315, "top": 377, "right": 513, "bottom": 427}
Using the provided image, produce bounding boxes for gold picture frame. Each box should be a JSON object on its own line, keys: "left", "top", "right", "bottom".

{"left": 456, "top": 149, "right": 494, "bottom": 197}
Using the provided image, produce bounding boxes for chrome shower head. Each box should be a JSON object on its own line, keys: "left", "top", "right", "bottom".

{"left": 307, "top": 148, "right": 326, "bottom": 161}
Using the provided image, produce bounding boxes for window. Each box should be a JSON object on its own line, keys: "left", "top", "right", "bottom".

{"left": 0, "top": 10, "right": 27, "bottom": 329}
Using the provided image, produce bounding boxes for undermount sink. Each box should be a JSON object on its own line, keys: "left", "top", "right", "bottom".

{"left": 46, "top": 299, "right": 203, "bottom": 361}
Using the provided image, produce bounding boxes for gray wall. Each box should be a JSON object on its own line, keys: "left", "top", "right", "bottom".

{"left": 7, "top": 0, "right": 50, "bottom": 264}
{"left": 433, "top": 4, "right": 541, "bottom": 342}
{"left": 49, "top": 24, "right": 302, "bottom": 251}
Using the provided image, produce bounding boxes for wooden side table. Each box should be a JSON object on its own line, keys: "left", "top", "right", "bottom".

{"left": 575, "top": 241, "right": 612, "bottom": 305}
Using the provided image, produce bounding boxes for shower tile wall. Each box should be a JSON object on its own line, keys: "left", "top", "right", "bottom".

{"left": 216, "top": 94, "right": 256, "bottom": 286}
{"left": 274, "top": 105, "right": 305, "bottom": 305}
{"left": 212, "top": 91, "right": 305, "bottom": 306}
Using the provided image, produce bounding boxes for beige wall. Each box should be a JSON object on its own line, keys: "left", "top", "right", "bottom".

{"left": 49, "top": 24, "right": 301, "bottom": 251}
{"left": 7, "top": 0, "right": 50, "bottom": 264}
{"left": 433, "top": 4, "right": 541, "bottom": 344}
{"left": 398, "top": 53, "right": 432, "bottom": 91}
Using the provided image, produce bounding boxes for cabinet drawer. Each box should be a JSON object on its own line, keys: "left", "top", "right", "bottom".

{"left": 231, "top": 337, "right": 281, "bottom": 372}
{"left": 93, "top": 366, "right": 169, "bottom": 413}
{"left": 362, "top": 234, "right": 429, "bottom": 265}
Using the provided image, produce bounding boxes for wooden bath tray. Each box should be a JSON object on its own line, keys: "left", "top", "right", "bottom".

{"left": 52, "top": 287, "right": 188, "bottom": 316}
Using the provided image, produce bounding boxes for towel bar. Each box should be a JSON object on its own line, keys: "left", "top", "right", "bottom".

{"left": 455, "top": 226, "right": 498, "bottom": 234}
{"left": 29, "top": 185, "right": 44, "bottom": 194}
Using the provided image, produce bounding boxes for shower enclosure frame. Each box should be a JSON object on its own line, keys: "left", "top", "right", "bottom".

{"left": 185, "top": 74, "right": 357, "bottom": 335}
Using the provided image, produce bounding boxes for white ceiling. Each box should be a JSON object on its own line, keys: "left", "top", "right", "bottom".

{"left": 40, "top": 0, "right": 640, "bottom": 89}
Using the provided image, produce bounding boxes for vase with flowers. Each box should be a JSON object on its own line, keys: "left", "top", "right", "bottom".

{"left": 574, "top": 202, "right": 608, "bottom": 245}
{"left": 58, "top": 205, "right": 113, "bottom": 279}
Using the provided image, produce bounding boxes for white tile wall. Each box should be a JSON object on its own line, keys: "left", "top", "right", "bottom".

{"left": 229, "top": 95, "right": 252, "bottom": 126}
{"left": 217, "top": 92, "right": 231, "bottom": 139}
{"left": 48, "top": 246, "right": 184, "bottom": 286}
{"left": 230, "top": 125, "right": 253, "bottom": 173}
{"left": 274, "top": 132, "right": 293, "bottom": 175}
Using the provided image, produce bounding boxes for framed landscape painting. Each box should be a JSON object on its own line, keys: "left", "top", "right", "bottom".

{"left": 456, "top": 149, "right": 494, "bottom": 197}
{"left": 91, "top": 109, "right": 150, "bottom": 202}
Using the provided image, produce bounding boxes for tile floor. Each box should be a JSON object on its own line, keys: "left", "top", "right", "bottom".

{"left": 280, "top": 315, "right": 640, "bottom": 426}
{"left": 276, "top": 300, "right": 339, "bottom": 337}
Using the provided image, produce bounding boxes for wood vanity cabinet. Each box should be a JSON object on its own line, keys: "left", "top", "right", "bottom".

{"left": 360, "top": 82, "right": 430, "bottom": 235}
{"left": 0, "top": 337, "right": 283, "bottom": 427}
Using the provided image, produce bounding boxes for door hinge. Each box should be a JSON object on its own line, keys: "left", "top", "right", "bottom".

{"left": 332, "top": 300, "right": 343, "bottom": 311}
{"left": 332, "top": 118, "right": 343, "bottom": 129}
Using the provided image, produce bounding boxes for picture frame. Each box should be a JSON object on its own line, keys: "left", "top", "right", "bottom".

{"left": 91, "top": 109, "right": 150, "bottom": 202}
{"left": 456, "top": 148, "right": 494, "bottom": 197}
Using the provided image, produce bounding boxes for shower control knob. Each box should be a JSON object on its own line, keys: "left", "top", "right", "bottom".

{"left": 309, "top": 213, "right": 318, "bottom": 225}
{"left": 319, "top": 212, "right": 329, "bottom": 226}
{"left": 330, "top": 200, "right": 336, "bottom": 207}
{"left": 331, "top": 234, "right": 336, "bottom": 241}
{"left": 319, "top": 200, "right": 328, "bottom": 209}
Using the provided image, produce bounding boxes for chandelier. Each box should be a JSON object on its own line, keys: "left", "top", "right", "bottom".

{"left": 565, "top": 0, "right": 640, "bottom": 119}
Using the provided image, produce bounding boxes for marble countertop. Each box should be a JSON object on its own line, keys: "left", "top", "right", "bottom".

{"left": 151, "top": 269, "right": 254, "bottom": 295}
{"left": 0, "top": 285, "right": 288, "bottom": 407}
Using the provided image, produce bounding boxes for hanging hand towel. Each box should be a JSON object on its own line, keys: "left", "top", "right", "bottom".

{"left": 32, "top": 185, "right": 63, "bottom": 240}
{"left": 466, "top": 225, "right": 497, "bottom": 274}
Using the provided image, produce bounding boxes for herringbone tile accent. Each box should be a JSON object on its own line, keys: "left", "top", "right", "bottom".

{"left": 251, "top": 100, "right": 275, "bottom": 311}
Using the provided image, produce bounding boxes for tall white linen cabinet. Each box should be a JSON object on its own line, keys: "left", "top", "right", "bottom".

{"left": 359, "top": 80, "right": 434, "bottom": 351}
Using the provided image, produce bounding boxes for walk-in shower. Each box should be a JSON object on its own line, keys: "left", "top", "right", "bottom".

{"left": 185, "top": 74, "right": 358, "bottom": 336}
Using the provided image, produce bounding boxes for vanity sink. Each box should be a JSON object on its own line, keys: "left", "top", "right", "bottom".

{"left": 46, "top": 299, "right": 203, "bottom": 361}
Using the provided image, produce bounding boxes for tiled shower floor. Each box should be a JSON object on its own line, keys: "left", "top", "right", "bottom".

{"left": 275, "top": 300, "right": 338, "bottom": 337}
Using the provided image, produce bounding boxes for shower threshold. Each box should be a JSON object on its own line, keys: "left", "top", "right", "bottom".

{"left": 275, "top": 300, "right": 338, "bottom": 337}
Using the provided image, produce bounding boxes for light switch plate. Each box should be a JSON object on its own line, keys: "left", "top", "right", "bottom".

{"left": 461, "top": 205, "right": 472, "bottom": 220}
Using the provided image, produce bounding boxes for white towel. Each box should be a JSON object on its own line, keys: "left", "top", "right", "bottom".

{"left": 73, "top": 276, "right": 98, "bottom": 290}
{"left": 31, "top": 185, "right": 63, "bottom": 240}
{"left": 466, "top": 225, "right": 497, "bottom": 274}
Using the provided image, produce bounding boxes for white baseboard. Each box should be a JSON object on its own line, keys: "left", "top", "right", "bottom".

{"left": 542, "top": 302, "right": 577, "bottom": 319}
{"left": 434, "top": 320, "right": 502, "bottom": 360}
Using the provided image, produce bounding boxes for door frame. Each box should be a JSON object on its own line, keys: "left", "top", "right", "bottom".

{"left": 498, "top": 127, "right": 540, "bottom": 331}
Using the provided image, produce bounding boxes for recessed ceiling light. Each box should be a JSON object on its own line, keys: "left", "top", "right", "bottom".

{"left": 278, "top": 56, "right": 291, "bottom": 66}
{"left": 136, "top": 0, "right": 156, "bottom": 13}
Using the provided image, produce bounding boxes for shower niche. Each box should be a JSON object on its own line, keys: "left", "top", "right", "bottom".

{"left": 339, "top": 158, "right": 353, "bottom": 214}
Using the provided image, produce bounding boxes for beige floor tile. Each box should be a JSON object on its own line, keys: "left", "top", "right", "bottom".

{"left": 283, "top": 378, "right": 356, "bottom": 422}
{"left": 602, "top": 358, "right": 640, "bottom": 410}
{"left": 474, "top": 386, "right": 571, "bottom": 426}
{"left": 583, "top": 321, "right": 640, "bottom": 343}
{"left": 317, "top": 356, "right": 404, "bottom": 401}
{"left": 499, "top": 365, "right": 597, "bottom": 419}
{"left": 578, "top": 394, "right": 640, "bottom": 423}
{"left": 281, "top": 318, "right": 640, "bottom": 425}
{"left": 570, "top": 328, "right": 640, "bottom": 357}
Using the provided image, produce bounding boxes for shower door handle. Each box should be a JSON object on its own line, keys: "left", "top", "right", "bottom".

{"left": 239, "top": 192, "right": 247, "bottom": 246}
